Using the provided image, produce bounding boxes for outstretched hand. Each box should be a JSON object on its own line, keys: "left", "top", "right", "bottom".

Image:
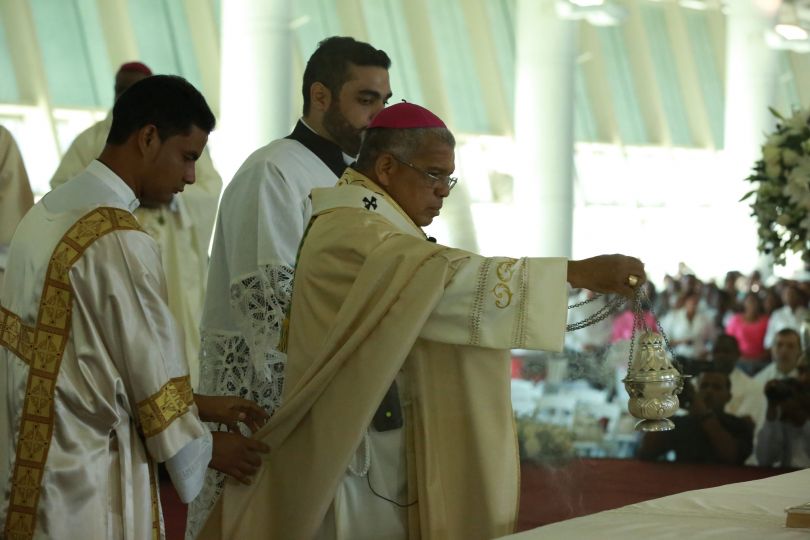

{"left": 210, "top": 431, "right": 270, "bottom": 485}
{"left": 567, "top": 254, "right": 646, "bottom": 299}
{"left": 195, "top": 394, "right": 270, "bottom": 433}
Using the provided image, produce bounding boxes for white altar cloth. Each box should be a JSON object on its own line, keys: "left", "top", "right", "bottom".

{"left": 499, "top": 468, "right": 809, "bottom": 539}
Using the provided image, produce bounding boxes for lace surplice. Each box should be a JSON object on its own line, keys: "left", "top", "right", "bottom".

{"left": 198, "top": 263, "right": 293, "bottom": 407}
{"left": 187, "top": 263, "right": 293, "bottom": 539}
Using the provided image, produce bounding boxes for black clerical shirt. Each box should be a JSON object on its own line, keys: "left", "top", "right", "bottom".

{"left": 285, "top": 120, "right": 349, "bottom": 178}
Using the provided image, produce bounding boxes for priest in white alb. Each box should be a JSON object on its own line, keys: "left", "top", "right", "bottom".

{"left": 49, "top": 61, "right": 222, "bottom": 386}
{"left": 200, "top": 103, "right": 646, "bottom": 539}
{"left": 0, "top": 76, "right": 267, "bottom": 540}
{"left": 0, "top": 125, "right": 34, "bottom": 289}
{"left": 188, "top": 37, "right": 392, "bottom": 537}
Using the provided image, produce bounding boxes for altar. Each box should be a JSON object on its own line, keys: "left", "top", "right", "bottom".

{"left": 500, "top": 468, "right": 809, "bottom": 539}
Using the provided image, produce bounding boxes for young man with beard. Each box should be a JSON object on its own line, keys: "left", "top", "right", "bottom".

{"left": 187, "top": 36, "right": 392, "bottom": 537}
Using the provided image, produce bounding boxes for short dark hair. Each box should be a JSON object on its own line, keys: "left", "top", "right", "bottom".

{"left": 302, "top": 36, "right": 391, "bottom": 115}
{"left": 743, "top": 291, "right": 763, "bottom": 314}
{"left": 107, "top": 75, "right": 215, "bottom": 145}
{"left": 775, "top": 327, "right": 801, "bottom": 344}
{"left": 713, "top": 333, "right": 740, "bottom": 354}
{"left": 355, "top": 127, "right": 455, "bottom": 172}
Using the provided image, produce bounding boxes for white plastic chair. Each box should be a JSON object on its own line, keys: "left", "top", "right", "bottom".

{"left": 534, "top": 394, "right": 577, "bottom": 427}
{"left": 510, "top": 379, "right": 544, "bottom": 417}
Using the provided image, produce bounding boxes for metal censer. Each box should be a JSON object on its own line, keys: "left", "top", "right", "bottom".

{"left": 623, "top": 330, "right": 685, "bottom": 432}
{"left": 564, "top": 285, "right": 685, "bottom": 432}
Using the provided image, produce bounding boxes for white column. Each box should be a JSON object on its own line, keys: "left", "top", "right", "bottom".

{"left": 513, "top": 0, "right": 577, "bottom": 258}
{"left": 184, "top": 0, "right": 221, "bottom": 116}
{"left": 722, "top": 0, "right": 780, "bottom": 276}
{"left": 723, "top": 1, "right": 780, "bottom": 171}
{"left": 216, "top": 0, "right": 293, "bottom": 183}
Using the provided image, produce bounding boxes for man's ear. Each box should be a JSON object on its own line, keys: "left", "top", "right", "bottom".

{"left": 374, "top": 153, "right": 396, "bottom": 188}
{"left": 137, "top": 124, "right": 160, "bottom": 157}
{"left": 309, "top": 82, "right": 332, "bottom": 113}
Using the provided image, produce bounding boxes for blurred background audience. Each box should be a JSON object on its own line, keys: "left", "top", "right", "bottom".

{"left": 512, "top": 267, "right": 810, "bottom": 470}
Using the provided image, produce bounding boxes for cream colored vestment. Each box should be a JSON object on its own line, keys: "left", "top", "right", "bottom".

{"left": 50, "top": 115, "right": 222, "bottom": 386}
{"left": 201, "top": 168, "right": 568, "bottom": 539}
{"left": 0, "top": 125, "right": 34, "bottom": 289}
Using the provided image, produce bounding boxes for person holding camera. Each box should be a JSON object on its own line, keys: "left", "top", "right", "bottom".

{"left": 708, "top": 334, "right": 757, "bottom": 419}
{"left": 638, "top": 369, "right": 754, "bottom": 465}
{"left": 755, "top": 354, "right": 810, "bottom": 467}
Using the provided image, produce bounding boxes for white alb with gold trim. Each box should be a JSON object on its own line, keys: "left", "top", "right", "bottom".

{"left": 1, "top": 161, "right": 210, "bottom": 539}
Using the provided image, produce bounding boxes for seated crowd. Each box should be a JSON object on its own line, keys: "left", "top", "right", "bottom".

{"left": 560, "top": 269, "right": 810, "bottom": 468}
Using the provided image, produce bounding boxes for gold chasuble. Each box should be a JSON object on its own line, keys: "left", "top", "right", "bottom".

{"left": 201, "top": 169, "right": 568, "bottom": 539}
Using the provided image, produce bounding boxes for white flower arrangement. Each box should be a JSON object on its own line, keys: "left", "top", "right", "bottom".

{"left": 744, "top": 108, "right": 810, "bottom": 265}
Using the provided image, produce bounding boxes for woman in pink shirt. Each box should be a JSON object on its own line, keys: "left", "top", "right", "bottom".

{"left": 725, "top": 292, "right": 769, "bottom": 372}
{"left": 611, "top": 282, "right": 658, "bottom": 343}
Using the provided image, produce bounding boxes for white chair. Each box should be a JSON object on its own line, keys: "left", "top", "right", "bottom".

{"left": 511, "top": 379, "right": 544, "bottom": 417}
{"left": 574, "top": 401, "right": 622, "bottom": 436}
{"left": 535, "top": 394, "right": 577, "bottom": 427}
{"left": 572, "top": 401, "right": 622, "bottom": 457}
{"left": 570, "top": 386, "right": 609, "bottom": 405}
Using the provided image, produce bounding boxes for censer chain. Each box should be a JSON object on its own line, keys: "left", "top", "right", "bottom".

{"left": 565, "top": 294, "right": 628, "bottom": 332}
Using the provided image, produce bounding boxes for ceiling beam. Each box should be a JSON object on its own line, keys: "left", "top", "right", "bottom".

{"left": 458, "top": 0, "right": 512, "bottom": 135}
{"left": 335, "top": 0, "right": 369, "bottom": 42}
{"left": 399, "top": 0, "right": 451, "bottom": 123}
{"left": 579, "top": 24, "right": 620, "bottom": 144}
{"left": 0, "top": 0, "right": 60, "bottom": 159}
{"left": 624, "top": 0, "right": 668, "bottom": 146}
{"left": 705, "top": 4, "right": 725, "bottom": 92}
{"left": 666, "top": 2, "right": 713, "bottom": 148}
{"left": 95, "top": 0, "right": 139, "bottom": 70}
{"left": 184, "top": 0, "right": 221, "bottom": 115}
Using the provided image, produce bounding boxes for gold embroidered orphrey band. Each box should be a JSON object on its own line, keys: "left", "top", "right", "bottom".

{"left": 0, "top": 207, "right": 155, "bottom": 540}
{"left": 138, "top": 376, "right": 195, "bottom": 439}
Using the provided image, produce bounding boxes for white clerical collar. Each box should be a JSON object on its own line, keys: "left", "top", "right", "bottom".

{"left": 311, "top": 172, "right": 424, "bottom": 239}
{"left": 299, "top": 117, "right": 355, "bottom": 165}
{"left": 87, "top": 160, "right": 140, "bottom": 212}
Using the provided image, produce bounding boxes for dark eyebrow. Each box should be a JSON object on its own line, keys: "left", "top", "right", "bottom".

{"left": 428, "top": 167, "right": 453, "bottom": 176}
{"left": 358, "top": 89, "right": 392, "bottom": 101}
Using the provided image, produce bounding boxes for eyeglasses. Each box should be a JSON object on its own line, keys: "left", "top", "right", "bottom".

{"left": 391, "top": 155, "right": 458, "bottom": 190}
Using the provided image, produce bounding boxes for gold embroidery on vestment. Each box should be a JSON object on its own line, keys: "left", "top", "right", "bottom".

{"left": 147, "top": 457, "right": 160, "bottom": 539}
{"left": 1, "top": 207, "right": 143, "bottom": 539}
{"left": 136, "top": 376, "right": 195, "bottom": 438}
{"left": 469, "top": 259, "right": 493, "bottom": 346}
{"left": 492, "top": 259, "right": 517, "bottom": 309}
{"left": 510, "top": 260, "right": 529, "bottom": 348}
